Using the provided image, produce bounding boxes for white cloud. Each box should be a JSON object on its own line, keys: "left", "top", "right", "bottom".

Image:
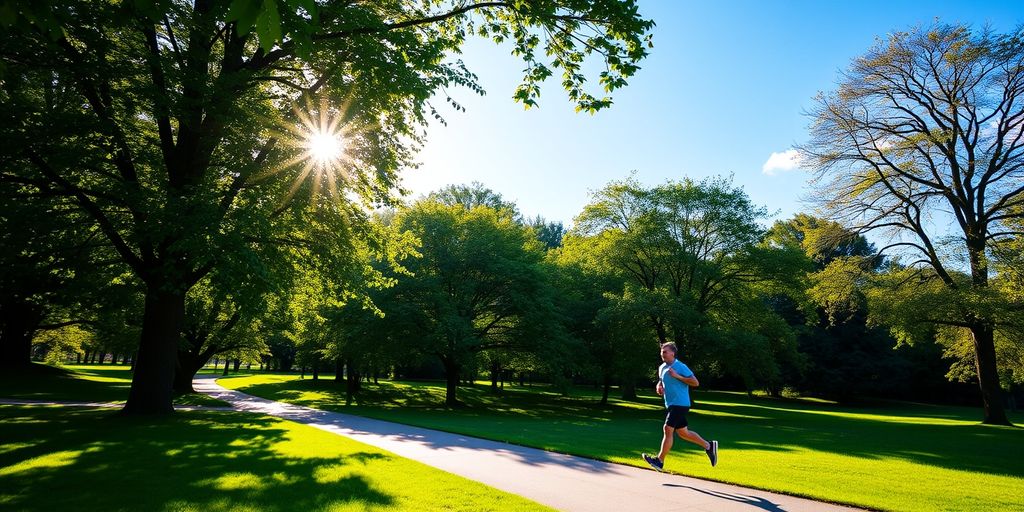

{"left": 762, "top": 149, "right": 802, "bottom": 176}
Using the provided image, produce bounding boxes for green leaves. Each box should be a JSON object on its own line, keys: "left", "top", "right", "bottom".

{"left": 224, "top": 0, "right": 321, "bottom": 53}
{"left": 571, "top": 175, "right": 802, "bottom": 387}
{"left": 227, "top": 0, "right": 279, "bottom": 52}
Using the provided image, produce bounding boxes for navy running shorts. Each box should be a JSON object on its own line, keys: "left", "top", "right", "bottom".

{"left": 665, "top": 405, "right": 690, "bottom": 429}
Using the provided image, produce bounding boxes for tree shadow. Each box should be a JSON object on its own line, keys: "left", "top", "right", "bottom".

{"left": 0, "top": 363, "right": 129, "bottom": 402}
{"left": 0, "top": 406, "right": 400, "bottom": 512}
{"left": 679, "top": 397, "right": 1023, "bottom": 476}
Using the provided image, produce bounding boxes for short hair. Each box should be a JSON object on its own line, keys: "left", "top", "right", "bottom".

{"left": 661, "top": 342, "right": 677, "bottom": 354}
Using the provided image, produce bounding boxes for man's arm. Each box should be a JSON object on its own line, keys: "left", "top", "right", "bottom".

{"left": 668, "top": 367, "right": 699, "bottom": 387}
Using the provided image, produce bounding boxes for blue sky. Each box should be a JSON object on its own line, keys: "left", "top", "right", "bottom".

{"left": 403, "top": 1, "right": 1023, "bottom": 228}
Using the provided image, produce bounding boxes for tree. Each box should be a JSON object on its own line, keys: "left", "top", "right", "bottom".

{"left": 572, "top": 176, "right": 804, "bottom": 394}
{"left": 428, "top": 182, "right": 521, "bottom": 222}
{"left": 549, "top": 246, "right": 623, "bottom": 403}
{"left": 321, "top": 213, "right": 418, "bottom": 403}
{"left": 767, "top": 213, "right": 879, "bottom": 269}
{"left": 0, "top": 1, "right": 653, "bottom": 413}
{"left": 800, "top": 23, "right": 1024, "bottom": 424}
{"left": 0, "top": 179, "right": 125, "bottom": 369}
{"left": 767, "top": 214, "right": 930, "bottom": 402}
{"left": 530, "top": 215, "right": 566, "bottom": 249}
{"left": 385, "top": 200, "right": 561, "bottom": 406}
{"left": 174, "top": 277, "right": 265, "bottom": 393}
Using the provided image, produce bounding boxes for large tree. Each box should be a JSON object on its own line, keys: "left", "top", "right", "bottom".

{"left": 571, "top": 176, "right": 805, "bottom": 395}
{"left": 0, "top": 1, "right": 653, "bottom": 413}
{"left": 800, "top": 23, "right": 1024, "bottom": 424}
{"left": 384, "top": 200, "right": 561, "bottom": 406}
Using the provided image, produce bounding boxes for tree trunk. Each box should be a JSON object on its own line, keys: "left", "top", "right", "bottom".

{"left": 620, "top": 379, "right": 637, "bottom": 401}
{"left": 650, "top": 314, "right": 668, "bottom": 344}
{"left": 345, "top": 359, "right": 356, "bottom": 405}
{"left": 601, "top": 374, "right": 611, "bottom": 405}
{"left": 312, "top": 359, "right": 320, "bottom": 382}
{"left": 0, "top": 301, "right": 42, "bottom": 369}
{"left": 174, "top": 350, "right": 200, "bottom": 394}
{"left": 442, "top": 358, "right": 461, "bottom": 407}
{"left": 123, "top": 287, "right": 185, "bottom": 414}
{"left": 965, "top": 237, "right": 1012, "bottom": 426}
{"left": 970, "top": 321, "right": 1011, "bottom": 425}
{"left": 233, "top": 359, "right": 240, "bottom": 371}
{"left": 490, "top": 360, "right": 500, "bottom": 393}
{"left": 334, "top": 357, "right": 343, "bottom": 382}
{"left": 222, "top": 357, "right": 230, "bottom": 376}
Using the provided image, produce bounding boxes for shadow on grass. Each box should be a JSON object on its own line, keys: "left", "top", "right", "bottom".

{"left": 0, "top": 406, "right": 395, "bottom": 512}
{"left": 225, "top": 376, "right": 1024, "bottom": 480}
{"left": 689, "top": 396, "right": 1022, "bottom": 474}
{"left": 1, "top": 363, "right": 229, "bottom": 407}
{"left": 0, "top": 363, "right": 130, "bottom": 402}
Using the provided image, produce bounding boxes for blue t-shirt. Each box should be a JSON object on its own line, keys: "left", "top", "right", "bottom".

{"left": 659, "top": 359, "right": 694, "bottom": 407}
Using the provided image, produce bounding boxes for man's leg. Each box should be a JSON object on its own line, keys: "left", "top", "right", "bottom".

{"left": 676, "top": 426, "right": 710, "bottom": 450}
{"left": 656, "top": 424, "right": 674, "bottom": 461}
{"left": 679, "top": 426, "right": 718, "bottom": 466}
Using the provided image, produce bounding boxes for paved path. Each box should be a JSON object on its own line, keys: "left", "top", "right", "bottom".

{"left": 193, "top": 376, "right": 861, "bottom": 512}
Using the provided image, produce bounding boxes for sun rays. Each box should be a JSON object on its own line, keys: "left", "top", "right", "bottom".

{"left": 260, "top": 95, "right": 363, "bottom": 212}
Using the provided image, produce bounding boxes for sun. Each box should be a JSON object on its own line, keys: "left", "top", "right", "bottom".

{"left": 307, "top": 131, "right": 344, "bottom": 166}
{"left": 254, "top": 95, "right": 371, "bottom": 211}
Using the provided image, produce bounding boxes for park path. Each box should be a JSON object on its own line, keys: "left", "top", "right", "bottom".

{"left": 193, "top": 376, "right": 862, "bottom": 512}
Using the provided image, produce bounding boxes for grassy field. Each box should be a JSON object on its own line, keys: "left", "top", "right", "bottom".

{"left": 219, "top": 373, "right": 1024, "bottom": 512}
{"left": 0, "top": 363, "right": 228, "bottom": 406}
{"left": 0, "top": 404, "right": 551, "bottom": 512}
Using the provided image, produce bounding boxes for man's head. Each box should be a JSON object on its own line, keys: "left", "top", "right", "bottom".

{"left": 660, "top": 342, "right": 677, "bottom": 364}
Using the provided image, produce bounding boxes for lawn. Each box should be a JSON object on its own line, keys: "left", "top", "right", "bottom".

{"left": 0, "top": 363, "right": 228, "bottom": 407}
{"left": 219, "top": 373, "right": 1024, "bottom": 512}
{"left": 0, "top": 404, "right": 551, "bottom": 512}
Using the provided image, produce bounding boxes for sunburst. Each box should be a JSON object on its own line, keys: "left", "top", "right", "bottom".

{"left": 266, "top": 95, "right": 359, "bottom": 210}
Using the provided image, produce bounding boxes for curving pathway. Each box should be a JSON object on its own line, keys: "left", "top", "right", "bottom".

{"left": 193, "top": 375, "right": 862, "bottom": 512}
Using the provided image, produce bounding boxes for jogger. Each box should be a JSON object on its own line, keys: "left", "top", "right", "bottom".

{"left": 642, "top": 342, "right": 718, "bottom": 471}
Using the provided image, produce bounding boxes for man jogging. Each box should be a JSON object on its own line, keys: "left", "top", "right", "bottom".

{"left": 642, "top": 342, "right": 718, "bottom": 471}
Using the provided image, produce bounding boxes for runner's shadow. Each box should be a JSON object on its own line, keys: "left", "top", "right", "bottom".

{"left": 662, "top": 484, "right": 788, "bottom": 512}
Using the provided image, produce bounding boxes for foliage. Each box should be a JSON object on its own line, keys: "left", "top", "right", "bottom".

{"left": 570, "top": 175, "right": 805, "bottom": 391}
{"left": 530, "top": 215, "right": 566, "bottom": 250}
{"left": 428, "top": 182, "right": 522, "bottom": 222}
{"left": 373, "top": 199, "right": 564, "bottom": 405}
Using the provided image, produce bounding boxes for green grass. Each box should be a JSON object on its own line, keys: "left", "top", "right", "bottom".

{"left": 0, "top": 405, "right": 551, "bottom": 512}
{"left": 0, "top": 363, "right": 229, "bottom": 407}
{"left": 220, "top": 373, "right": 1024, "bottom": 512}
